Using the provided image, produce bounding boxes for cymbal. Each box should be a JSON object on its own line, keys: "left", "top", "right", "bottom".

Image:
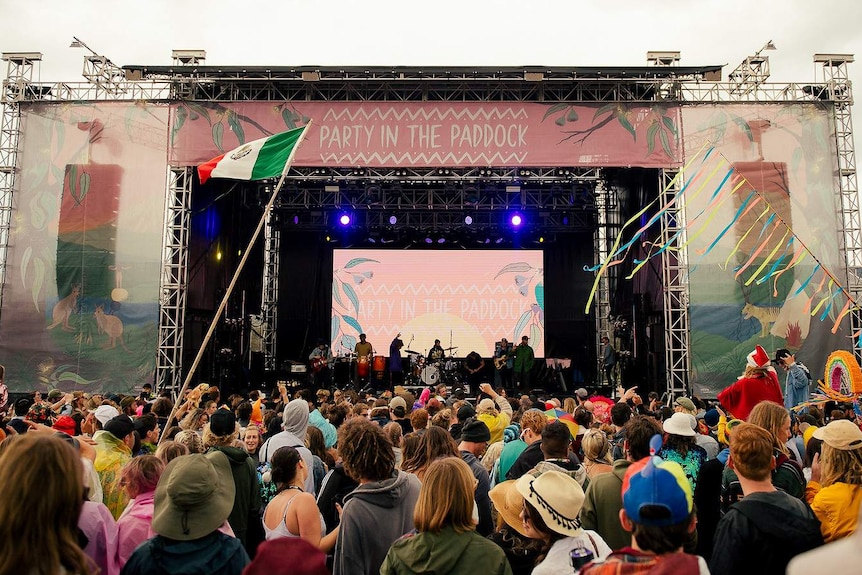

{"left": 444, "top": 346, "right": 458, "bottom": 351}
{"left": 405, "top": 349, "right": 419, "bottom": 354}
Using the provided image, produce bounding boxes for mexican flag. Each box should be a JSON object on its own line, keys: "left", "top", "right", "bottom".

{"left": 198, "top": 126, "right": 307, "bottom": 184}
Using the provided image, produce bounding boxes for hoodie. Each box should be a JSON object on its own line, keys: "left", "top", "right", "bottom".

{"left": 259, "top": 398, "right": 315, "bottom": 493}
{"left": 121, "top": 531, "right": 249, "bottom": 575}
{"left": 208, "top": 445, "right": 260, "bottom": 550}
{"left": 381, "top": 525, "right": 512, "bottom": 575}
{"left": 579, "top": 459, "right": 631, "bottom": 551}
{"left": 333, "top": 470, "right": 421, "bottom": 575}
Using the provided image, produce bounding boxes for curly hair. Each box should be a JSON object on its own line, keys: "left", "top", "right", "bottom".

{"left": 338, "top": 417, "right": 395, "bottom": 482}
{"left": 520, "top": 409, "right": 548, "bottom": 435}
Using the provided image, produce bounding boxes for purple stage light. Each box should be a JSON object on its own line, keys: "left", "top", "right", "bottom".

{"left": 510, "top": 213, "right": 523, "bottom": 227}
{"left": 339, "top": 213, "right": 351, "bottom": 226}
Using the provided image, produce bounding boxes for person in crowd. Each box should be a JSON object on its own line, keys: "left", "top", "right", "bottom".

{"left": 242, "top": 425, "right": 262, "bottom": 465}
{"left": 580, "top": 415, "right": 664, "bottom": 553}
{"left": 694, "top": 411, "right": 720, "bottom": 460}
{"left": 381, "top": 457, "right": 513, "bottom": 575}
{"left": 305, "top": 426, "right": 329, "bottom": 494}
{"left": 806, "top": 419, "right": 862, "bottom": 542}
{"left": 409, "top": 407, "right": 429, "bottom": 433}
{"left": 609, "top": 402, "right": 632, "bottom": 460}
{"left": 601, "top": 336, "right": 616, "bottom": 388}
{"left": 449, "top": 403, "right": 474, "bottom": 442}
{"left": 774, "top": 348, "right": 811, "bottom": 413}
{"left": 530, "top": 421, "right": 587, "bottom": 485}
{"left": 748, "top": 400, "right": 805, "bottom": 496}
{"left": 0, "top": 434, "right": 92, "bottom": 575}
{"left": 673, "top": 397, "right": 697, "bottom": 416}
{"left": 504, "top": 409, "right": 547, "bottom": 480}
{"left": 333, "top": 417, "right": 422, "bottom": 575}
{"left": 308, "top": 339, "right": 333, "bottom": 389}
{"left": 401, "top": 425, "right": 459, "bottom": 481}
{"left": 122, "top": 451, "right": 250, "bottom": 574}
{"left": 512, "top": 335, "right": 535, "bottom": 390}
{"left": 477, "top": 382, "right": 514, "bottom": 443}
{"left": 242, "top": 537, "right": 331, "bottom": 575}
{"left": 383, "top": 421, "right": 404, "bottom": 468}
{"left": 134, "top": 414, "right": 160, "bottom": 456}
{"left": 717, "top": 345, "right": 783, "bottom": 421}
{"left": 580, "top": 437, "right": 708, "bottom": 575}
{"left": 389, "top": 395, "right": 412, "bottom": 436}
{"left": 457, "top": 418, "right": 494, "bottom": 536}
{"left": 180, "top": 407, "right": 209, "bottom": 435}
{"left": 259, "top": 398, "right": 316, "bottom": 493}
{"left": 485, "top": 423, "right": 520, "bottom": 482}
{"left": 95, "top": 414, "right": 136, "bottom": 519}
{"left": 205, "top": 409, "right": 260, "bottom": 552}
{"left": 494, "top": 337, "right": 514, "bottom": 389}
{"left": 174, "top": 428, "right": 205, "bottom": 454}
{"left": 262, "top": 445, "right": 337, "bottom": 552}
{"left": 117, "top": 455, "right": 166, "bottom": 566}
{"left": 463, "top": 350, "right": 487, "bottom": 389}
{"left": 582, "top": 428, "right": 614, "bottom": 479}
{"left": 299, "top": 389, "right": 337, "bottom": 449}
{"left": 709, "top": 423, "right": 823, "bottom": 575}
{"left": 389, "top": 334, "right": 405, "bottom": 386}
{"left": 154, "top": 440, "right": 188, "bottom": 464}
{"left": 516, "top": 469, "right": 611, "bottom": 574}
{"left": 658, "top": 412, "right": 707, "bottom": 493}
{"left": 488, "top": 479, "right": 543, "bottom": 575}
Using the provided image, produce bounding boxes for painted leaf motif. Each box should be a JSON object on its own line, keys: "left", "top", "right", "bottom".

{"left": 535, "top": 282, "right": 545, "bottom": 310}
{"left": 530, "top": 323, "right": 542, "bottom": 350}
{"left": 227, "top": 110, "right": 245, "bottom": 145}
{"left": 658, "top": 127, "right": 672, "bottom": 158}
{"left": 57, "top": 372, "right": 92, "bottom": 385}
{"left": 494, "top": 262, "right": 532, "bottom": 279}
{"left": 332, "top": 277, "right": 346, "bottom": 309}
{"left": 566, "top": 109, "right": 579, "bottom": 122}
{"left": 32, "top": 256, "right": 45, "bottom": 312}
{"left": 342, "top": 315, "right": 363, "bottom": 333}
{"left": 731, "top": 117, "right": 753, "bottom": 141}
{"left": 78, "top": 172, "right": 90, "bottom": 203}
{"left": 542, "top": 103, "right": 569, "bottom": 122}
{"left": 341, "top": 334, "right": 357, "bottom": 352}
{"left": 344, "top": 257, "right": 379, "bottom": 269}
{"left": 331, "top": 314, "right": 340, "bottom": 343}
{"left": 352, "top": 275, "right": 365, "bottom": 285}
{"left": 592, "top": 103, "right": 617, "bottom": 122}
{"left": 617, "top": 115, "right": 636, "bottom": 141}
{"left": 171, "top": 105, "right": 187, "bottom": 146}
{"left": 342, "top": 282, "right": 360, "bottom": 315}
{"left": 187, "top": 103, "right": 212, "bottom": 125}
{"left": 513, "top": 309, "right": 532, "bottom": 341}
{"left": 282, "top": 108, "right": 297, "bottom": 129}
{"left": 661, "top": 115, "right": 678, "bottom": 137}
{"left": 212, "top": 122, "right": 225, "bottom": 152}
{"left": 554, "top": 116, "right": 566, "bottom": 127}
{"left": 20, "top": 245, "right": 32, "bottom": 288}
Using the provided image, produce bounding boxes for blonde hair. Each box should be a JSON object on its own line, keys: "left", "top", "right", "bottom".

{"left": 582, "top": 429, "right": 612, "bottom": 463}
{"left": 563, "top": 397, "right": 577, "bottom": 414}
{"left": 821, "top": 443, "right": 862, "bottom": 487}
{"left": 0, "top": 435, "right": 91, "bottom": 574}
{"left": 748, "top": 401, "right": 790, "bottom": 456}
{"left": 414, "top": 457, "right": 476, "bottom": 534}
{"left": 520, "top": 409, "right": 548, "bottom": 435}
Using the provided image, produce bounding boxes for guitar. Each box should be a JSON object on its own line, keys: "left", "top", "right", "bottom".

{"left": 310, "top": 356, "right": 335, "bottom": 373}
{"left": 494, "top": 355, "right": 508, "bottom": 370}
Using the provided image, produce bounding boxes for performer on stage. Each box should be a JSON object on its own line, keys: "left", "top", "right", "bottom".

{"left": 512, "top": 335, "right": 534, "bottom": 390}
{"left": 354, "top": 333, "right": 374, "bottom": 386}
{"left": 493, "top": 337, "right": 514, "bottom": 389}
{"left": 309, "top": 339, "right": 333, "bottom": 388}
{"left": 601, "top": 335, "right": 617, "bottom": 388}
{"left": 463, "top": 350, "right": 486, "bottom": 389}
{"left": 389, "top": 333, "right": 405, "bottom": 387}
{"left": 428, "top": 339, "right": 445, "bottom": 364}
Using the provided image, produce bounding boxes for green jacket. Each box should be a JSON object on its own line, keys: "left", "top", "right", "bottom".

{"left": 579, "top": 459, "right": 632, "bottom": 551}
{"left": 512, "top": 343, "right": 534, "bottom": 371}
{"left": 381, "top": 526, "right": 513, "bottom": 575}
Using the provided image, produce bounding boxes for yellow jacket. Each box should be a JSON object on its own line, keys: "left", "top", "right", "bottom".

{"left": 806, "top": 480, "right": 862, "bottom": 542}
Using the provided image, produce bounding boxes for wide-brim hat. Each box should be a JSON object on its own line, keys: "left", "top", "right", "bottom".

{"left": 663, "top": 412, "right": 696, "bottom": 437}
{"left": 515, "top": 470, "right": 585, "bottom": 538}
{"left": 152, "top": 451, "right": 235, "bottom": 540}
{"left": 489, "top": 480, "right": 531, "bottom": 537}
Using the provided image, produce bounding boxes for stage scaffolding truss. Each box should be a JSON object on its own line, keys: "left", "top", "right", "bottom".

{"left": 0, "top": 55, "right": 857, "bottom": 397}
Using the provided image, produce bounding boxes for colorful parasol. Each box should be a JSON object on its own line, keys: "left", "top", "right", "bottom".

{"left": 544, "top": 408, "right": 579, "bottom": 438}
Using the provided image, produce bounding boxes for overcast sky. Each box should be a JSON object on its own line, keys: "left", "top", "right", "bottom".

{"left": 2, "top": 0, "right": 860, "bottom": 87}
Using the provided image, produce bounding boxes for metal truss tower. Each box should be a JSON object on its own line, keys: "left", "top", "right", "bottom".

{"left": 261, "top": 209, "right": 280, "bottom": 371}
{"left": 815, "top": 54, "right": 861, "bottom": 357}
{"left": 157, "top": 168, "right": 193, "bottom": 394}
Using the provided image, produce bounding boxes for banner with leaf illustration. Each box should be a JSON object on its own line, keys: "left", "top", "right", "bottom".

{"left": 0, "top": 103, "right": 168, "bottom": 393}
{"left": 169, "top": 101, "right": 681, "bottom": 168}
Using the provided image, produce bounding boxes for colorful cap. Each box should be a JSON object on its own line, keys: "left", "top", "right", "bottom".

{"left": 621, "top": 435, "right": 693, "bottom": 527}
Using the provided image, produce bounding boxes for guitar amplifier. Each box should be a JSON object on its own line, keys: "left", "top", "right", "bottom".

{"left": 289, "top": 364, "right": 307, "bottom": 374}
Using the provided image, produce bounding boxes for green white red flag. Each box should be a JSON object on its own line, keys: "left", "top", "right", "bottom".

{"left": 197, "top": 126, "right": 307, "bottom": 184}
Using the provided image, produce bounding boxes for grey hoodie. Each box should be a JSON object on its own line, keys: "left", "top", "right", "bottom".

{"left": 333, "top": 470, "right": 421, "bottom": 575}
{"left": 259, "top": 399, "right": 315, "bottom": 493}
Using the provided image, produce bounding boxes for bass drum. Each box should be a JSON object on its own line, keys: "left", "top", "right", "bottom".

{"left": 421, "top": 365, "right": 440, "bottom": 386}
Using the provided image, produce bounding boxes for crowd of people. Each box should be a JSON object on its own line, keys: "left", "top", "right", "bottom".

{"left": 0, "top": 342, "right": 861, "bottom": 574}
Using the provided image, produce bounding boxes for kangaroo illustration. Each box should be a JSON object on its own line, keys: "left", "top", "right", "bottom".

{"left": 47, "top": 285, "right": 80, "bottom": 331}
{"left": 94, "top": 305, "right": 129, "bottom": 350}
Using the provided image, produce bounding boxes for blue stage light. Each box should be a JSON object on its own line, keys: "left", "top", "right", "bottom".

{"left": 338, "top": 213, "right": 351, "bottom": 226}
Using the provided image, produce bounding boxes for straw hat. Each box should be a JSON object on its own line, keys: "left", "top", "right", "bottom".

{"left": 489, "top": 480, "right": 530, "bottom": 537}
{"left": 152, "top": 452, "right": 235, "bottom": 540}
{"left": 515, "top": 470, "right": 585, "bottom": 537}
{"left": 813, "top": 419, "right": 862, "bottom": 451}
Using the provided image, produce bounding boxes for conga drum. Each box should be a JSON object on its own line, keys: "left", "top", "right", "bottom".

{"left": 372, "top": 355, "right": 387, "bottom": 381}
{"left": 357, "top": 355, "right": 370, "bottom": 378}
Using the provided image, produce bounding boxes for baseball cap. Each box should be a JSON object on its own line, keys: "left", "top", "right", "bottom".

{"left": 388, "top": 396, "right": 407, "bottom": 411}
{"left": 621, "top": 435, "right": 693, "bottom": 527}
{"left": 94, "top": 404, "right": 120, "bottom": 426}
{"left": 813, "top": 419, "right": 862, "bottom": 451}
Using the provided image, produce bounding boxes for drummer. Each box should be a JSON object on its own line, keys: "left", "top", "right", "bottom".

{"left": 354, "top": 333, "right": 374, "bottom": 385}
{"left": 427, "top": 339, "right": 445, "bottom": 364}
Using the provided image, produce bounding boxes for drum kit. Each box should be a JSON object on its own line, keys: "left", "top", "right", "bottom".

{"left": 405, "top": 347, "right": 462, "bottom": 386}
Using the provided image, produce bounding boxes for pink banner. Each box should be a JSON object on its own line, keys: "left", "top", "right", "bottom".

{"left": 169, "top": 102, "right": 681, "bottom": 168}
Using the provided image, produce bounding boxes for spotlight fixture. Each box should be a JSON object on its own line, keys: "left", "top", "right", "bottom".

{"left": 389, "top": 215, "right": 397, "bottom": 225}
{"left": 509, "top": 213, "right": 523, "bottom": 227}
{"left": 464, "top": 215, "right": 473, "bottom": 225}
{"left": 338, "top": 213, "right": 351, "bottom": 226}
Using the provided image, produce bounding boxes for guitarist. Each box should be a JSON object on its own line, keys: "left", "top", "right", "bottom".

{"left": 493, "top": 338, "right": 514, "bottom": 389}
{"left": 308, "top": 338, "right": 333, "bottom": 389}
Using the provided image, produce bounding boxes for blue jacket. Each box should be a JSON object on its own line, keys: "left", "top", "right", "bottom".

{"left": 120, "top": 531, "right": 249, "bottom": 575}
{"left": 784, "top": 363, "right": 810, "bottom": 412}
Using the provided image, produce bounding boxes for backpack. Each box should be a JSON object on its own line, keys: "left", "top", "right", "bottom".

{"left": 257, "top": 440, "right": 301, "bottom": 508}
{"left": 797, "top": 362, "right": 814, "bottom": 389}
